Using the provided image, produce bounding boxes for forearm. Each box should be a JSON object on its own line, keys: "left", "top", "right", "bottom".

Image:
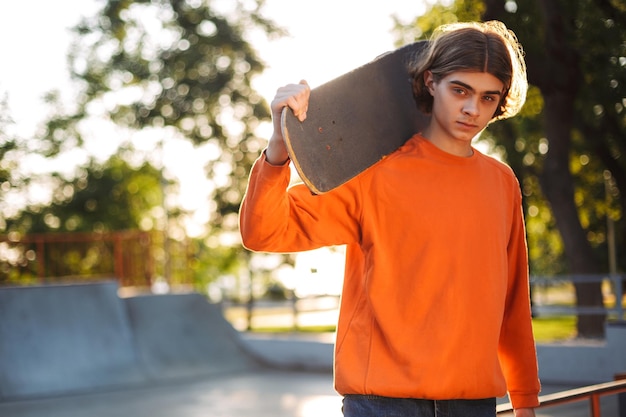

{"left": 515, "top": 407, "right": 536, "bottom": 417}
{"left": 239, "top": 153, "right": 361, "bottom": 253}
{"left": 265, "top": 131, "right": 290, "bottom": 166}
{"left": 239, "top": 153, "right": 292, "bottom": 251}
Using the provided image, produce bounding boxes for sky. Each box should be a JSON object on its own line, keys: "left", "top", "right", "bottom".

{"left": 0, "top": 0, "right": 427, "bottom": 134}
{"left": 248, "top": 1, "right": 427, "bottom": 96}
{"left": 0, "top": 0, "right": 429, "bottom": 294}
{"left": 0, "top": 1, "right": 99, "bottom": 136}
{"left": 0, "top": 0, "right": 428, "bottom": 202}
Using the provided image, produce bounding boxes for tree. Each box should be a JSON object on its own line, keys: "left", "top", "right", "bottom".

{"left": 1, "top": 154, "right": 169, "bottom": 283}
{"left": 0, "top": 94, "right": 20, "bottom": 231}
{"left": 2, "top": 0, "right": 284, "bottom": 289}
{"left": 7, "top": 156, "right": 164, "bottom": 234}
{"left": 394, "top": 0, "right": 625, "bottom": 337}
{"left": 482, "top": 0, "right": 625, "bottom": 338}
{"left": 62, "top": 0, "right": 281, "bottom": 234}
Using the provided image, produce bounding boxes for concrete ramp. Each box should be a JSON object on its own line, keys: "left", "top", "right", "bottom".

{"left": 125, "top": 293, "right": 260, "bottom": 380}
{"left": 0, "top": 282, "right": 145, "bottom": 400}
{"left": 0, "top": 282, "right": 262, "bottom": 401}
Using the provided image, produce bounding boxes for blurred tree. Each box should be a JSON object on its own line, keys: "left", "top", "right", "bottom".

{"left": 394, "top": 0, "right": 625, "bottom": 337}
{"left": 6, "top": 155, "right": 164, "bottom": 235}
{"left": 483, "top": 0, "right": 624, "bottom": 339}
{"left": 1, "top": 154, "right": 168, "bottom": 282}
{"left": 60, "top": 0, "right": 281, "bottom": 233}
{"left": 3, "top": 0, "right": 283, "bottom": 289}
{"left": 0, "top": 95, "right": 20, "bottom": 231}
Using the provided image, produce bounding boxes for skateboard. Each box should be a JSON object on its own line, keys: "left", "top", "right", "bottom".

{"left": 281, "top": 41, "right": 430, "bottom": 194}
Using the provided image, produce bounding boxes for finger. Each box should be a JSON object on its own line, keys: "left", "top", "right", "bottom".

{"left": 285, "top": 96, "right": 305, "bottom": 119}
{"left": 271, "top": 81, "right": 311, "bottom": 122}
{"left": 296, "top": 81, "right": 310, "bottom": 121}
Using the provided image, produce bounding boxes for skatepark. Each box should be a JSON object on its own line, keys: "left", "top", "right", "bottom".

{"left": 1, "top": 281, "right": 625, "bottom": 416}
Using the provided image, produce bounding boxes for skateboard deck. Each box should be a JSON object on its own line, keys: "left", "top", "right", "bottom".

{"left": 281, "top": 41, "right": 430, "bottom": 194}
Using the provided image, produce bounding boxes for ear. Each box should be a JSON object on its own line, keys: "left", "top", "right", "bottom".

{"left": 424, "top": 70, "right": 435, "bottom": 95}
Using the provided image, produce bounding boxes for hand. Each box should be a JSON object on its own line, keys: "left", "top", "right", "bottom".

{"left": 266, "top": 80, "right": 310, "bottom": 165}
{"left": 271, "top": 80, "right": 310, "bottom": 123}
{"left": 514, "top": 408, "right": 536, "bottom": 417}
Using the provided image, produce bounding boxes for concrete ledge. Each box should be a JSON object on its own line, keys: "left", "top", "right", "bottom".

{"left": 0, "top": 282, "right": 264, "bottom": 401}
{"left": 241, "top": 333, "right": 335, "bottom": 372}
{"left": 537, "top": 321, "right": 626, "bottom": 384}
{"left": 125, "top": 293, "right": 261, "bottom": 380}
{"left": 0, "top": 282, "right": 145, "bottom": 400}
{"left": 243, "top": 325, "right": 626, "bottom": 385}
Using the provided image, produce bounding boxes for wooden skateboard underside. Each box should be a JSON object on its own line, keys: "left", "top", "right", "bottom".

{"left": 282, "top": 41, "right": 430, "bottom": 194}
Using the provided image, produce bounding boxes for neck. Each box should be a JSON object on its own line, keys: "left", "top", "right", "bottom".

{"left": 421, "top": 128, "right": 474, "bottom": 158}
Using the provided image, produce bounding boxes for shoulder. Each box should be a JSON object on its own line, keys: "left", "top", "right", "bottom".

{"left": 476, "top": 150, "right": 518, "bottom": 181}
{"left": 474, "top": 151, "right": 523, "bottom": 203}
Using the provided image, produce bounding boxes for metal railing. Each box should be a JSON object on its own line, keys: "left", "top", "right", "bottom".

{"left": 223, "top": 274, "right": 626, "bottom": 331}
{"left": 222, "top": 294, "right": 341, "bottom": 331}
{"left": 531, "top": 274, "right": 625, "bottom": 321}
{"left": 496, "top": 378, "right": 626, "bottom": 416}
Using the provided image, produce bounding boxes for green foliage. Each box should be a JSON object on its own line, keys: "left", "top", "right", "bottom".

{"left": 231, "top": 314, "right": 577, "bottom": 343}
{"left": 393, "top": 0, "right": 625, "bottom": 278}
{"left": 393, "top": 0, "right": 483, "bottom": 43}
{"left": 0, "top": 95, "right": 28, "bottom": 233}
{"left": 496, "top": 1, "right": 624, "bottom": 276}
{"left": 531, "top": 316, "right": 577, "bottom": 343}
{"left": 2, "top": 1, "right": 283, "bottom": 289}
{"left": 64, "top": 0, "right": 280, "bottom": 231}
{"left": 0, "top": 96, "right": 17, "bottom": 183}
{"left": 188, "top": 239, "right": 242, "bottom": 291}
{"left": 1, "top": 154, "right": 167, "bottom": 285}
{"left": 5, "top": 156, "right": 164, "bottom": 235}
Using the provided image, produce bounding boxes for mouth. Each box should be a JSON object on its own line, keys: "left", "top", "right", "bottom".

{"left": 456, "top": 120, "right": 477, "bottom": 130}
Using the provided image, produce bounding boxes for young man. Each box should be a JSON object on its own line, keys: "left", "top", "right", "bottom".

{"left": 239, "top": 21, "right": 540, "bottom": 417}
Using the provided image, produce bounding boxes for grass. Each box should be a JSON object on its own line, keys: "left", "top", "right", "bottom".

{"left": 531, "top": 315, "right": 577, "bottom": 342}
{"left": 250, "top": 325, "right": 336, "bottom": 333}
{"left": 245, "top": 317, "right": 578, "bottom": 343}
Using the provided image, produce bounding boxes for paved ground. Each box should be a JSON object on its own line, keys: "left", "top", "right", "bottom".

{"left": 0, "top": 369, "right": 340, "bottom": 417}
{"left": 0, "top": 369, "right": 620, "bottom": 417}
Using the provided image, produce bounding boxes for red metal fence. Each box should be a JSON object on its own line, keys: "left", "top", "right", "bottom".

{"left": 0, "top": 230, "right": 193, "bottom": 289}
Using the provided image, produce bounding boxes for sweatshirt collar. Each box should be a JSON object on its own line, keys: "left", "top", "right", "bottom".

{"left": 412, "top": 133, "right": 479, "bottom": 165}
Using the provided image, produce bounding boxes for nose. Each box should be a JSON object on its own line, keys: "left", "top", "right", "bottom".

{"left": 462, "top": 97, "right": 479, "bottom": 117}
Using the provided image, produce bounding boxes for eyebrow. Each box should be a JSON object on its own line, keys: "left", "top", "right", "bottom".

{"left": 449, "top": 79, "right": 503, "bottom": 96}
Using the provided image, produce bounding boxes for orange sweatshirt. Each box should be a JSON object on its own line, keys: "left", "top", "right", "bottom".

{"left": 239, "top": 134, "right": 540, "bottom": 409}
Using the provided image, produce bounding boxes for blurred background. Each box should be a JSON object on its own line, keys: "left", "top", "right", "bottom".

{"left": 0, "top": 0, "right": 624, "bottom": 341}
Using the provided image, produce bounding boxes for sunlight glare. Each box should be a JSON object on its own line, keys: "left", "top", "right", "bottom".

{"left": 297, "top": 395, "right": 343, "bottom": 417}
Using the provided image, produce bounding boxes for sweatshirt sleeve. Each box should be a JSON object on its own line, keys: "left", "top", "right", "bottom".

{"left": 498, "top": 187, "right": 541, "bottom": 409}
{"left": 239, "top": 152, "right": 362, "bottom": 253}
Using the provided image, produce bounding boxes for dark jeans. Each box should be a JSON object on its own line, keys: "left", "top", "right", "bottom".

{"left": 342, "top": 395, "right": 496, "bottom": 417}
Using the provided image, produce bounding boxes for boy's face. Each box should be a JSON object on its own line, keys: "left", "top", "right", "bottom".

{"left": 425, "top": 70, "right": 504, "bottom": 149}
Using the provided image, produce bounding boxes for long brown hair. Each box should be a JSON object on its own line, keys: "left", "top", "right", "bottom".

{"left": 409, "top": 21, "right": 527, "bottom": 121}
